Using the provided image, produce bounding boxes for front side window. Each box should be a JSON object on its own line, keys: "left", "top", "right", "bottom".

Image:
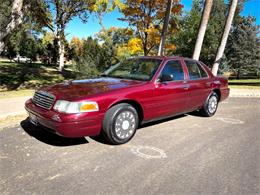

{"left": 185, "top": 60, "right": 208, "bottom": 80}
{"left": 104, "top": 58, "right": 162, "bottom": 81}
{"left": 160, "top": 60, "right": 184, "bottom": 81}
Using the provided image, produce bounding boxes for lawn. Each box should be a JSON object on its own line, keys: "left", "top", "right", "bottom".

{"left": 228, "top": 79, "right": 260, "bottom": 89}
{"left": 228, "top": 79, "right": 260, "bottom": 86}
{"left": 0, "top": 61, "right": 76, "bottom": 91}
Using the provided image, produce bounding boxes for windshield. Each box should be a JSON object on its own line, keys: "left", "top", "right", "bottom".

{"left": 103, "top": 58, "right": 162, "bottom": 81}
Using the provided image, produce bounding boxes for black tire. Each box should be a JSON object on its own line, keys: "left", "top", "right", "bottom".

{"left": 199, "top": 92, "right": 219, "bottom": 117}
{"left": 102, "top": 103, "right": 139, "bottom": 144}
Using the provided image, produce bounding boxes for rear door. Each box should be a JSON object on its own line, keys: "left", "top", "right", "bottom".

{"left": 153, "top": 59, "right": 190, "bottom": 118}
{"left": 184, "top": 60, "right": 211, "bottom": 110}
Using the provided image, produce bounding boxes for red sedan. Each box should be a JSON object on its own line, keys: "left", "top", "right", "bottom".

{"left": 25, "top": 56, "right": 229, "bottom": 144}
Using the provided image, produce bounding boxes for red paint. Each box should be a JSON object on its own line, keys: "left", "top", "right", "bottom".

{"left": 25, "top": 56, "right": 229, "bottom": 137}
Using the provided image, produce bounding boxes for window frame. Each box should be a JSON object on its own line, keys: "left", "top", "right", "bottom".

{"left": 156, "top": 59, "right": 186, "bottom": 83}
{"left": 185, "top": 60, "right": 209, "bottom": 81}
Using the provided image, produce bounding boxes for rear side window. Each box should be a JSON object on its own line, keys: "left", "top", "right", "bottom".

{"left": 185, "top": 60, "right": 208, "bottom": 80}
{"left": 197, "top": 63, "right": 208, "bottom": 78}
{"left": 160, "top": 60, "right": 184, "bottom": 81}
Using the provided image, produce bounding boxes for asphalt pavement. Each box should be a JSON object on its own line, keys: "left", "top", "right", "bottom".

{"left": 0, "top": 98, "right": 259, "bottom": 195}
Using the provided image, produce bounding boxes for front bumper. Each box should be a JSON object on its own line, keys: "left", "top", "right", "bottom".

{"left": 25, "top": 99, "right": 103, "bottom": 137}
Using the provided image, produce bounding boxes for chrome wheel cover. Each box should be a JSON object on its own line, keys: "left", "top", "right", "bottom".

{"left": 115, "top": 111, "right": 136, "bottom": 139}
{"left": 208, "top": 96, "right": 218, "bottom": 114}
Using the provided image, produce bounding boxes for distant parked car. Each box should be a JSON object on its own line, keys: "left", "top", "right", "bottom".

{"left": 13, "top": 56, "right": 32, "bottom": 63}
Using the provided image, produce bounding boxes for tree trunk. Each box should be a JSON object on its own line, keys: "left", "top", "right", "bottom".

{"left": 212, "top": 0, "right": 238, "bottom": 76}
{"left": 58, "top": 39, "right": 65, "bottom": 71}
{"left": 0, "top": 0, "right": 24, "bottom": 53}
{"left": 236, "top": 68, "right": 240, "bottom": 79}
{"left": 158, "top": 0, "right": 173, "bottom": 56}
{"left": 192, "top": 0, "right": 213, "bottom": 60}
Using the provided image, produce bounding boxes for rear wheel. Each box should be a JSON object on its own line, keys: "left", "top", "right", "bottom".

{"left": 199, "top": 92, "right": 219, "bottom": 117}
{"left": 102, "top": 103, "right": 139, "bottom": 144}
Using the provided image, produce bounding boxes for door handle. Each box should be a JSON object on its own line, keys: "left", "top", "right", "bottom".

{"left": 184, "top": 84, "right": 190, "bottom": 90}
{"left": 183, "top": 81, "right": 189, "bottom": 90}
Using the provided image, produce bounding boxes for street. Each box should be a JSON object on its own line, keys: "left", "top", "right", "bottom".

{"left": 0, "top": 98, "right": 259, "bottom": 194}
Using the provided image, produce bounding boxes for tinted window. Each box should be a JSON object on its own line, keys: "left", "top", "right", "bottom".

{"left": 197, "top": 63, "right": 208, "bottom": 78}
{"left": 160, "top": 60, "right": 184, "bottom": 81}
{"left": 185, "top": 60, "right": 208, "bottom": 80}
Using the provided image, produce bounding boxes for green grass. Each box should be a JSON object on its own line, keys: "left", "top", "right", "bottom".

{"left": 228, "top": 79, "right": 260, "bottom": 89}
{"left": 0, "top": 61, "right": 76, "bottom": 91}
{"left": 228, "top": 79, "right": 260, "bottom": 86}
{"left": 228, "top": 79, "right": 260, "bottom": 83}
{"left": 229, "top": 85, "right": 260, "bottom": 89}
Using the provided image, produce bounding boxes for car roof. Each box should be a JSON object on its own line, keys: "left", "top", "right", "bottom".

{"left": 134, "top": 56, "right": 197, "bottom": 61}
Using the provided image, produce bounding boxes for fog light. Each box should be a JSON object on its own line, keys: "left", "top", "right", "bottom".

{"left": 52, "top": 114, "right": 61, "bottom": 122}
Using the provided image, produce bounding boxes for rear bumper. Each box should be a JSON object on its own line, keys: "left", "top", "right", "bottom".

{"left": 25, "top": 99, "right": 103, "bottom": 137}
{"left": 220, "top": 88, "right": 230, "bottom": 101}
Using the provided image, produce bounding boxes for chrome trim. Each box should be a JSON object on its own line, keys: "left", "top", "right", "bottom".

{"left": 32, "top": 91, "right": 55, "bottom": 110}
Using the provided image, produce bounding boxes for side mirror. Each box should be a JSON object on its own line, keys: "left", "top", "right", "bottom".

{"left": 158, "top": 74, "right": 174, "bottom": 82}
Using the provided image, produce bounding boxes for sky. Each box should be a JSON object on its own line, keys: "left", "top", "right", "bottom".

{"left": 65, "top": 0, "right": 260, "bottom": 40}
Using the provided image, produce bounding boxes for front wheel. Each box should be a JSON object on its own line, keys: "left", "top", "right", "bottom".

{"left": 102, "top": 103, "right": 139, "bottom": 144}
{"left": 199, "top": 92, "right": 219, "bottom": 117}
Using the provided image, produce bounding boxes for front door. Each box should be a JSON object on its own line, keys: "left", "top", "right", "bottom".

{"left": 153, "top": 60, "right": 189, "bottom": 118}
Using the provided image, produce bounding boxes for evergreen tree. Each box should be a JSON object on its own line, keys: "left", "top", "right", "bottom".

{"left": 225, "top": 16, "right": 260, "bottom": 79}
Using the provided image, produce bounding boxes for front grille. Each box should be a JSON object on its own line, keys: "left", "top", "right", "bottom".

{"left": 32, "top": 91, "right": 55, "bottom": 110}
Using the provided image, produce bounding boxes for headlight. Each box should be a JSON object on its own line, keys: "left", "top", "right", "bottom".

{"left": 54, "top": 100, "right": 99, "bottom": 113}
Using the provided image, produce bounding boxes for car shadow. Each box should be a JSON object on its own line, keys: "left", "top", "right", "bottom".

{"left": 20, "top": 111, "right": 204, "bottom": 146}
{"left": 139, "top": 111, "right": 203, "bottom": 129}
{"left": 20, "top": 118, "right": 89, "bottom": 147}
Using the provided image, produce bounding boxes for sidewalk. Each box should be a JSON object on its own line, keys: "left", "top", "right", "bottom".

{"left": 230, "top": 88, "right": 260, "bottom": 97}
{"left": 0, "top": 96, "right": 31, "bottom": 120}
{"left": 0, "top": 88, "right": 259, "bottom": 121}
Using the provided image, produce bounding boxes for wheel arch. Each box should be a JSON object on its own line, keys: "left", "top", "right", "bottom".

{"left": 108, "top": 99, "right": 144, "bottom": 123}
{"left": 213, "top": 88, "right": 221, "bottom": 101}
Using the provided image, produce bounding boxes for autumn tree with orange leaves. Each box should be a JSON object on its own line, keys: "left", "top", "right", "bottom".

{"left": 119, "top": 0, "right": 183, "bottom": 56}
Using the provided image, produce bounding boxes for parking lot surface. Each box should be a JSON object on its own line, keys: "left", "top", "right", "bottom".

{"left": 0, "top": 98, "right": 259, "bottom": 194}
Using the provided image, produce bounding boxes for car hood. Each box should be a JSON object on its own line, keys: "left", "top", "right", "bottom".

{"left": 39, "top": 77, "right": 145, "bottom": 100}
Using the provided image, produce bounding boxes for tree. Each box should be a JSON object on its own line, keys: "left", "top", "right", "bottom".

{"left": 70, "top": 36, "right": 83, "bottom": 58}
{"left": 192, "top": 0, "right": 213, "bottom": 60}
{"left": 72, "top": 36, "right": 116, "bottom": 77}
{"left": 92, "top": 0, "right": 125, "bottom": 29}
{"left": 225, "top": 16, "right": 260, "bottom": 79}
{"left": 127, "top": 38, "right": 143, "bottom": 55}
{"left": 212, "top": 0, "right": 238, "bottom": 76}
{"left": 158, "top": 0, "right": 173, "bottom": 56}
{"left": 173, "top": 0, "right": 227, "bottom": 65}
{"left": 119, "top": 0, "right": 183, "bottom": 56}
{"left": 0, "top": 0, "right": 52, "bottom": 53}
{"left": 96, "top": 27, "right": 133, "bottom": 61}
{"left": 40, "top": 32, "right": 59, "bottom": 64}
{"left": 0, "top": 0, "right": 24, "bottom": 52}
{"left": 47, "top": 0, "right": 94, "bottom": 71}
